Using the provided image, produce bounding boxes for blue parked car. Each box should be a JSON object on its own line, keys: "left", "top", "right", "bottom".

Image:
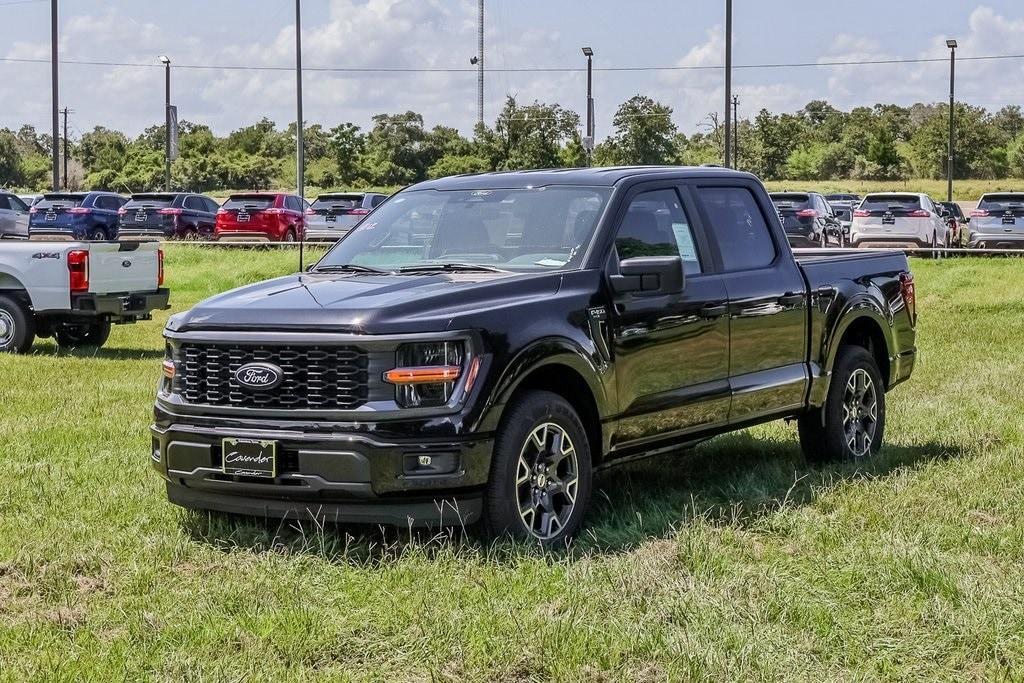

{"left": 29, "top": 192, "right": 128, "bottom": 241}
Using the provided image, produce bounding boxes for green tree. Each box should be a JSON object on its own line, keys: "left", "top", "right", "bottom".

{"left": 477, "top": 96, "right": 580, "bottom": 171}
{"left": 360, "top": 112, "right": 427, "bottom": 185}
{"left": 78, "top": 126, "right": 128, "bottom": 174}
{"left": 0, "top": 129, "right": 22, "bottom": 186}
{"left": 328, "top": 122, "right": 366, "bottom": 185}
{"left": 428, "top": 154, "right": 490, "bottom": 178}
{"left": 597, "top": 95, "right": 677, "bottom": 165}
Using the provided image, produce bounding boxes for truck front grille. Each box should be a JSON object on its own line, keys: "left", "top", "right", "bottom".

{"left": 175, "top": 343, "right": 369, "bottom": 410}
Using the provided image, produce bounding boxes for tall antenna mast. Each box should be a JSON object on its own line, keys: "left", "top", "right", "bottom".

{"left": 477, "top": 0, "right": 484, "bottom": 127}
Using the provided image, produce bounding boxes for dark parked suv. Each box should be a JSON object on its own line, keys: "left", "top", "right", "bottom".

{"left": 29, "top": 191, "right": 127, "bottom": 240}
{"left": 770, "top": 191, "right": 844, "bottom": 247}
{"left": 118, "top": 192, "right": 220, "bottom": 240}
{"left": 152, "top": 167, "right": 917, "bottom": 544}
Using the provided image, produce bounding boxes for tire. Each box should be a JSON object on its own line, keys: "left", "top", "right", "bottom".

{"left": 819, "top": 232, "right": 827, "bottom": 249}
{"left": 0, "top": 294, "right": 35, "bottom": 353}
{"left": 183, "top": 229, "right": 199, "bottom": 241}
{"left": 283, "top": 229, "right": 296, "bottom": 243}
{"left": 54, "top": 319, "right": 111, "bottom": 349}
{"left": 799, "top": 345, "right": 885, "bottom": 463}
{"left": 88, "top": 227, "right": 106, "bottom": 241}
{"left": 931, "top": 232, "right": 940, "bottom": 259}
{"left": 480, "top": 390, "right": 593, "bottom": 545}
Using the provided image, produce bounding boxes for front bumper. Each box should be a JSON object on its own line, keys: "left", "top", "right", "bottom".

{"left": 72, "top": 288, "right": 170, "bottom": 320}
{"left": 150, "top": 418, "right": 493, "bottom": 526}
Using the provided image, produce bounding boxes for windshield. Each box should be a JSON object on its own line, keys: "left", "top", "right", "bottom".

{"left": 126, "top": 194, "right": 174, "bottom": 209}
{"left": 316, "top": 187, "right": 611, "bottom": 272}
{"left": 35, "top": 194, "right": 85, "bottom": 209}
{"left": 224, "top": 195, "right": 274, "bottom": 210}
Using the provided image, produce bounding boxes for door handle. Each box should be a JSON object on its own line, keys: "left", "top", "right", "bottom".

{"left": 777, "top": 292, "right": 804, "bottom": 307}
{"left": 700, "top": 303, "right": 728, "bottom": 318}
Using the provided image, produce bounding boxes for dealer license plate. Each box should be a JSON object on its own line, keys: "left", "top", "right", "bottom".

{"left": 222, "top": 438, "right": 277, "bottom": 478}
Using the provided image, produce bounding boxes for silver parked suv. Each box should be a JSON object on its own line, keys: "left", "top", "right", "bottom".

{"left": 304, "top": 192, "right": 388, "bottom": 242}
{"left": 850, "top": 193, "right": 951, "bottom": 249}
{"left": 968, "top": 193, "right": 1024, "bottom": 249}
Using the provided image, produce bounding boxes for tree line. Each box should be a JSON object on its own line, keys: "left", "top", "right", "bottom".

{"left": 3, "top": 95, "right": 1024, "bottom": 193}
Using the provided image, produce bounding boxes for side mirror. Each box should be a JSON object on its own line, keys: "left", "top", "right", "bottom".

{"left": 938, "top": 207, "right": 950, "bottom": 218}
{"left": 610, "top": 256, "right": 684, "bottom": 296}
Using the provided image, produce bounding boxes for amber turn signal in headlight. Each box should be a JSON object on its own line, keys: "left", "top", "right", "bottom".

{"left": 162, "top": 360, "right": 175, "bottom": 379}
{"left": 383, "top": 365, "right": 461, "bottom": 385}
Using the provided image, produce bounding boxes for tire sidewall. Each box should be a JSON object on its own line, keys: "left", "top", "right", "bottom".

{"left": 0, "top": 295, "right": 34, "bottom": 353}
{"left": 484, "top": 390, "right": 593, "bottom": 545}
{"left": 822, "top": 346, "right": 886, "bottom": 460}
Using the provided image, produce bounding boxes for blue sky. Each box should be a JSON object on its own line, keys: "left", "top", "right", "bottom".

{"left": 2, "top": 0, "right": 1024, "bottom": 139}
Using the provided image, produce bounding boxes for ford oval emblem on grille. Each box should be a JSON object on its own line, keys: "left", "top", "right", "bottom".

{"left": 234, "top": 362, "right": 283, "bottom": 391}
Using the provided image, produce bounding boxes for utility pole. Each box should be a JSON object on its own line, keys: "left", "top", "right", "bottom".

{"left": 946, "top": 39, "right": 957, "bottom": 202}
{"left": 732, "top": 96, "right": 739, "bottom": 170}
{"left": 159, "top": 55, "right": 171, "bottom": 191}
{"left": 477, "top": 0, "right": 484, "bottom": 127}
{"left": 295, "top": 0, "right": 306, "bottom": 271}
{"left": 723, "top": 0, "right": 732, "bottom": 168}
{"left": 61, "top": 107, "right": 70, "bottom": 189}
{"left": 582, "top": 47, "right": 594, "bottom": 166}
{"left": 50, "top": 0, "right": 59, "bottom": 191}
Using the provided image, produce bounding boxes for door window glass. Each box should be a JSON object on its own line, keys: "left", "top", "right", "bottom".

{"left": 615, "top": 188, "right": 702, "bottom": 275}
{"left": 699, "top": 187, "right": 776, "bottom": 271}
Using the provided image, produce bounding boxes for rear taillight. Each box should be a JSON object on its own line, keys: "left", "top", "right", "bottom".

{"left": 264, "top": 208, "right": 283, "bottom": 215}
{"left": 853, "top": 209, "right": 869, "bottom": 217}
{"left": 304, "top": 207, "right": 316, "bottom": 215}
{"left": 118, "top": 207, "right": 128, "bottom": 216}
{"left": 908, "top": 209, "right": 930, "bottom": 217}
{"left": 29, "top": 206, "right": 38, "bottom": 214}
{"left": 158, "top": 248, "right": 164, "bottom": 287}
{"left": 970, "top": 208, "right": 989, "bottom": 217}
{"left": 158, "top": 208, "right": 182, "bottom": 215}
{"left": 899, "top": 272, "right": 916, "bottom": 323}
{"left": 67, "top": 249, "right": 89, "bottom": 293}
{"left": 68, "top": 207, "right": 91, "bottom": 215}
{"left": 217, "top": 208, "right": 228, "bottom": 215}
{"left": 795, "top": 209, "right": 818, "bottom": 218}
{"left": 349, "top": 208, "right": 370, "bottom": 216}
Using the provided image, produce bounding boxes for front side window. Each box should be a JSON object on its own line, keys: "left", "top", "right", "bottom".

{"left": 615, "top": 188, "right": 702, "bottom": 275}
{"left": 316, "top": 186, "right": 611, "bottom": 273}
{"left": 699, "top": 187, "right": 776, "bottom": 271}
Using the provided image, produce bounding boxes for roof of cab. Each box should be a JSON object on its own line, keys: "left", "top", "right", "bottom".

{"left": 410, "top": 165, "right": 756, "bottom": 191}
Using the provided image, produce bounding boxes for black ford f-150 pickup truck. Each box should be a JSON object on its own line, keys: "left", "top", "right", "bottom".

{"left": 151, "top": 167, "right": 916, "bottom": 544}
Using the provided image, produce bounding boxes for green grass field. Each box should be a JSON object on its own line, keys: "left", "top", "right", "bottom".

{"left": 2, "top": 247, "right": 1024, "bottom": 680}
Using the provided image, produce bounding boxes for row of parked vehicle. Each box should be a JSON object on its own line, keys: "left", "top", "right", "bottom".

{"left": 0, "top": 190, "right": 390, "bottom": 242}
{"left": 769, "top": 190, "right": 1024, "bottom": 250}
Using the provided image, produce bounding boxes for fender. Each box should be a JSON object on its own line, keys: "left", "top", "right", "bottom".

{"left": 812, "top": 289, "right": 897, "bottom": 405}
{"left": 0, "top": 270, "right": 33, "bottom": 308}
{"left": 475, "top": 335, "right": 613, "bottom": 436}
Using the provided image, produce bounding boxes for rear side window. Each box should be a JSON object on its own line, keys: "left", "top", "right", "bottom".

{"left": 204, "top": 198, "right": 220, "bottom": 213}
{"left": 224, "top": 195, "right": 273, "bottom": 210}
{"left": 183, "top": 196, "right": 204, "bottom": 211}
{"left": 371, "top": 195, "right": 387, "bottom": 207}
{"left": 615, "top": 188, "right": 702, "bottom": 275}
{"left": 860, "top": 195, "right": 922, "bottom": 213}
{"left": 699, "top": 187, "right": 776, "bottom": 271}
{"left": 978, "top": 194, "right": 1024, "bottom": 212}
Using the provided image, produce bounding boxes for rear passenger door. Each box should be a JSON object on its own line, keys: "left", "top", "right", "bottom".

{"left": 692, "top": 181, "right": 809, "bottom": 423}
{"left": 607, "top": 184, "right": 731, "bottom": 449}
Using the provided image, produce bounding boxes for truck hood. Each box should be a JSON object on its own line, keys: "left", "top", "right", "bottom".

{"left": 170, "top": 270, "right": 564, "bottom": 335}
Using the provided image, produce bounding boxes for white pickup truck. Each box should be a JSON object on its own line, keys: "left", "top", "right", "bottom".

{"left": 0, "top": 241, "right": 169, "bottom": 353}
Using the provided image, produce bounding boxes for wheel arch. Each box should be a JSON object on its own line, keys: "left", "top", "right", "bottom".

{"left": 480, "top": 338, "right": 611, "bottom": 464}
{"left": 0, "top": 272, "right": 33, "bottom": 308}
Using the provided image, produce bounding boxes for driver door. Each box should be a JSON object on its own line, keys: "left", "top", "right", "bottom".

{"left": 608, "top": 185, "right": 730, "bottom": 450}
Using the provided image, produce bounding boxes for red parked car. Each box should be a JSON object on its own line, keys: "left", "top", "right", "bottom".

{"left": 214, "top": 193, "right": 307, "bottom": 242}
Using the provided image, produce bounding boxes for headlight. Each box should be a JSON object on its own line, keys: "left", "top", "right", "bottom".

{"left": 384, "top": 341, "right": 469, "bottom": 408}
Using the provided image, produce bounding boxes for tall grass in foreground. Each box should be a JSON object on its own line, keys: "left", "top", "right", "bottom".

{"left": 0, "top": 249, "right": 1023, "bottom": 679}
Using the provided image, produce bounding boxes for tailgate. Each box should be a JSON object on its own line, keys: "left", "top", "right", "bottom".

{"left": 86, "top": 242, "right": 160, "bottom": 294}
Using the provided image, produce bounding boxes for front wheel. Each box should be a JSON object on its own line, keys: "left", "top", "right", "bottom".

{"left": 54, "top": 320, "right": 111, "bottom": 349}
{"left": 798, "top": 345, "right": 886, "bottom": 463}
{"left": 0, "top": 294, "right": 35, "bottom": 353}
{"left": 481, "top": 390, "right": 593, "bottom": 545}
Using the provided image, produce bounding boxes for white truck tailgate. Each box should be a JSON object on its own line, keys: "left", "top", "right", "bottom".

{"left": 87, "top": 242, "right": 160, "bottom": 294}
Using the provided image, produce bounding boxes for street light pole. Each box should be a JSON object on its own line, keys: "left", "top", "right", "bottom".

{"left": 946, "top": 39, "right": 957, "bottom": 203}
{"left": 160, "top": 56, "right": 171, "bottom": 192}
{"left": 732, "top": 95, "right": 739, "bottom": 169}
{"left": 723, "top": 0, "right": 732, "bottom": 168}
{"left": 50, "top": 0, "right": 59, "bottom": 192}
{"left": 582, "top": 47, "right": 594, "bottom": 166}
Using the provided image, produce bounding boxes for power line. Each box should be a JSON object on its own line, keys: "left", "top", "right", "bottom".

{"left": 4, "top": 52, "right": 1024, "bottom": 74}
{"left": 0, "top": 0, "right": 48, "bottom": 6}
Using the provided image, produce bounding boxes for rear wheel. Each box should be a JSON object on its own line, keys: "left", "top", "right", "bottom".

{"left": 819, "top": 232, "right": 828, "bottom": 249}
{"left": 283, "top": 229, "right": 296, "bottom": 243}
{"left": 54, "top": 320, "right": 111, "bottom": 349}
{"left": 799, "top": 345, "right": 885, "bottom": 463}
{"left": 182, "top": 228, "right": 199, "bottom": 241}
{"left": 0, "top": 294, "right": 35, "bottom": 353}
{"left": 481, "top": 390, "right": 592, "bottom": 545}
{"left": 88, "top": 227, "right": 106, "bottom": 241}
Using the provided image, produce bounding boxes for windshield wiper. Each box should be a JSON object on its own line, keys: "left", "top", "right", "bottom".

{"left": 397, "top": 262, "right": 506, "bottom": 273}
{"left": 313, "top": 264, "right": 390, "bottom": 274}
